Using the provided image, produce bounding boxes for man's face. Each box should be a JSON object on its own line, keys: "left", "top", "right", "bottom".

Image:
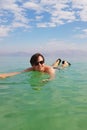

{"left": 33, "top": 56, "right": 44, "bottom": 71}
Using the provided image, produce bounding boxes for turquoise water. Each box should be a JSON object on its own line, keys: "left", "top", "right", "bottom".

{"left": 0, "top": 56, "right": 87, "bottom": 130}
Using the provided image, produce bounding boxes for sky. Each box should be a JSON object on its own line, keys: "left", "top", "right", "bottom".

{"left": 0, "top": 0, "right": 87, "bottom": 56}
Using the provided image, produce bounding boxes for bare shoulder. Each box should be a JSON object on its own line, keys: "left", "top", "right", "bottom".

{"left": 44, "top": 65, "right": 55, "bottom": 73}
{"left": 44, "top": 65, "right": 55, "bottom": 80}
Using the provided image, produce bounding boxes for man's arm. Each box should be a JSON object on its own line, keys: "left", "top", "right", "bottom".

{"left": 42, "top": 66, "right": 55, "bottom": 82}
{"left": 0, "top": 72, "right": 21, "bottom": 78}
{"left": 0, "top": 67, "right": 33, "bottom": 79}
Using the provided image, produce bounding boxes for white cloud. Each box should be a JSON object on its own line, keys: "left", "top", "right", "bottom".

{"left": 0, "top": 25, "right": 12, "bottom": 37}
{"left": 12, "top": 21, "right": 29, "bottom": 28}
{"left": 72, "top": 0, "right": 87, "bottom": 21}
{"left": 73, "top": 28, "right": 87, "bottom": 39}
{"left": 83, "top": 29, "right": 87, "bottom": 34}
{"left": 38, "top": 38, "right": 87, "bottom": 53}
{"left": 23, "top": 2, "right": 40, "bottom": 11}
{"left": 35, "top": 15, "right": 43, "bottom": 21}
{"left": 23, "top": 38, "right": 77, "bottom": 54}
{"left": 41, "top": 39, "right": 76, "bottom": 53}
{"left": 0, "top": 0, "right": 87, "bottom": 37}
{"left": 37, "top": 22, "right": 56, "bottom": 27}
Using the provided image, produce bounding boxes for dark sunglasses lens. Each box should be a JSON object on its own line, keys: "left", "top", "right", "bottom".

{"left": 35, "top": 61, "right": 44, "bottom": 66}
{"left": 40, "top": 61, "right": 44, "bottom": 64}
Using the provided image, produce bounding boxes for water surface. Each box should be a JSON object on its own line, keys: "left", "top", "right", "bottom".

{"left": 0, "top": 56, "right": 87, "bottom": 130}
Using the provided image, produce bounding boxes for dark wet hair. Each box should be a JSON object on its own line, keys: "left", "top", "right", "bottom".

{"left": 30, "top": 53, "right": 45, "bottom": 66}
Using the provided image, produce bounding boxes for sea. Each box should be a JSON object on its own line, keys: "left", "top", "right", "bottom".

{"left": 0, "top": 55, "right": 87, "bottom": 130}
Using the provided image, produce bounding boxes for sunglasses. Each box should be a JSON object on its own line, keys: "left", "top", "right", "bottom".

{"left": 35, "top": 61, "right": 44, "bottom": 66}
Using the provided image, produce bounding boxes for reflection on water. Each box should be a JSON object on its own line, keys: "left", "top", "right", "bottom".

{"left": 28, "top": 71, "right": 49, "bottom": 90}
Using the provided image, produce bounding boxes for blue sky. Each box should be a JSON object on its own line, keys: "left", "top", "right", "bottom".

{"left": 0, "top": 0, "right": 87, "bottom": 55}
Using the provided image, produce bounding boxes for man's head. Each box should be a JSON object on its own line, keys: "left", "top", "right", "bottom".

{"left": 30, "top": 53, "right": 45, "bottom": 66}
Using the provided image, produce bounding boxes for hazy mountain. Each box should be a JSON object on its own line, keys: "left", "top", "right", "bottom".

{"left": 0, "top": 50, "right": 87, "bottom": 58}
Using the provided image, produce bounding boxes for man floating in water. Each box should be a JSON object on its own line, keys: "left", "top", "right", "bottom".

{"left": 0, "top": 53, "right": 55, "bottom": 81}
{"left": 0, "top": 53, "right": 71, "bottom": 80}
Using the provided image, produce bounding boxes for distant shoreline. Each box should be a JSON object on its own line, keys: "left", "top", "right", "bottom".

{"left": 0, "top": 50, "right": 87, "bottom": 57}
